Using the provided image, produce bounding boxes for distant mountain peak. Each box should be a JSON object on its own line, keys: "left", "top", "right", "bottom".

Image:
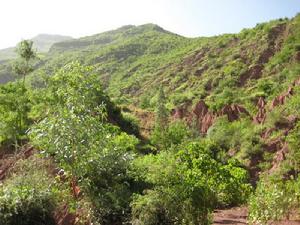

{"left": 0, "top": 34, "right": 73, "bottom": 61}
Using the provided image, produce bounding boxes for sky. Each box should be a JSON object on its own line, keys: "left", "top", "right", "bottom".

{"left": 1, "top": 0, "right": 300, "bottom": 49}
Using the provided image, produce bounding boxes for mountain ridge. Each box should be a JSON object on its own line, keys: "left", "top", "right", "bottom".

{"left": 0, "top": 34, "right": 73, "bottom": 61}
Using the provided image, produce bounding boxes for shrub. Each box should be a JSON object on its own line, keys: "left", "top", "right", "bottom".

{"left": 0, "top": 82, "right": 31, "bottom": 148}
{"left": 249, "top": 177, "right": 300, "bottom": 225}
{"left": 0, "top": 157, "right": 64, "bottom": 225}
{"left": 130, "top": 141, "right": 251, "bottom": 224}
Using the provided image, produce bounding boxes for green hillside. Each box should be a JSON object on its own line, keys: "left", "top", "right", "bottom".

{"left": 0, "top": 34, "right": 72, "bottom": 62}
{"left": 0, "top": 14, "right": 300, "bottom": 225}
{"left": 1, "top": 16, "right": 299, "bottom": 112}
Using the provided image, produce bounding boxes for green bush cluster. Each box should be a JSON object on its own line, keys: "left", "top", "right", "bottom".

{"left": 0, "top": 157, "right": 68, "bottom": 225}
{"left": 249, "top": 177, "right": 300, "bottom": 225}
{"left": 130, "top": 140, "right": 251, "bottom": 225}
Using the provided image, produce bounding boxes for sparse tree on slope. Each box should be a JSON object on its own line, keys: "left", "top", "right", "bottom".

{"left": 13, "top": 40, "right": 36, "bottom": 86}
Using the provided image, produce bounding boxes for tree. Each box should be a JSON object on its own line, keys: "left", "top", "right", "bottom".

{"left": 29, "top": 62, "right": 139, "bottom": 223}
{"left": 0, "top": 82, "right": 30, "bottom": 149}
{"left": 155, "top": 85, "right": 168, "bottom": 130}
{"left": 13, "top": 40, "right": 36, "bottom": 86}
{"left": 151, "top": 85, "right": 169, "bottom": 150}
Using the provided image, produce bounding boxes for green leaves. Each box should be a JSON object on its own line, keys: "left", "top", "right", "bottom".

{"left": 0, "top": 82, "right": 31, "bottom": 146}
{"left": 0, "top": 156, "right": 67, "bottom": 225}
{"left": 249, "top": 177, "right": 300, "bottom": 225}
{"left": 13, "top": 40, "right": 36, "bottom": 85}
{"left": 131, "top": 140, "right": 251, "bottom": 224}
{"left": 29, "top": 62, "right": 139, "bottom": 223}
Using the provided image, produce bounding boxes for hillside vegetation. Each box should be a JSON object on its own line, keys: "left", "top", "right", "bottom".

{"left": 0, "top": 34, "right": 72, "bottom": 62}
{"left": 0, "top": 14, "right": 300, "bottom": 225}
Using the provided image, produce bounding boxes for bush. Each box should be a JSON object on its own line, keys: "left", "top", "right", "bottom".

{"left": 249, "top": 177, "right": 300, "bottom": 225}
{"left": 130, "top": 141, "right": 251, "bottom": 224}
{"left": 151, "top": 120, "right": 191, "bottom": 151}
{"left": 0, "top": 157, "right": 63, "bottom": 225}
{"left": 207, "top": 117, "right": 262, "bottom": 160}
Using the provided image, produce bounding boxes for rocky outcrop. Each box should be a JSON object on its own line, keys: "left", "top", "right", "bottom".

{"left": 191, "top": 100, "right": 215, "bottom": 134}
{"left": 194, "top": 65, "right": 208, "bottom": 77}
{"left": 219, "top": 104, "right": 250, "bottom": 122}
{"left": 239, "top": 23, "right": 286, "bottom": 86}
{"left": 263, "top": 137, "right": 283, "bottom": 153}
{"left": 270, "top": 143, "right": 289, "bottom": 173}
{"left": 200, "top": 113, "right": 215, "bottom": 133}
{"left": 254, "top": 97, "right": 266, "bottom": 124}
{"left": 270, "top": 87, "right": 293, "bottom": 109}
{"left": 193, "top": 100, "right": 209, "bottom": 118}
{"left": 239, "top": 64, "right": 264, "bottom": 86}
{"left": 270, "top": 77, "right": 300, "bottom": 110}
{"left": 54, "top": 205, "right": 77, "bottom": 225}
{"left": 172, "top": 107, "right": 186, "bottom": 120}
{"left": 295, "top": 51, "right": 300, "bottom": 62}
{"left": 172, "top": 100, "right": 250, "bottom": 134}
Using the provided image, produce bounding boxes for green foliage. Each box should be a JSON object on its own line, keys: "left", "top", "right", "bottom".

{"left": 130, "top": 141, "right": 251, "bottom": 224}
{"left": 284, "top": 121, "right": 300, "bottom": 175}
{"left": 207, "top": 87, "right": 239, "bottom": 112}
{"left": 0, "top": 82, "right": 31, "bottom": 147}
{"left": 151, "top": 86, "right": 169, "bottom": 150}
{"left": 1, "top": 15, "right": 300, "bottom": 225}
{"left": 151, "top": 120, "right": 191, "bottom": 151}
{"left": 0, "top": 156, "right": 67, "bottom": 225}
{"left": 207, "top": 117, "right": 262, "bottom": 160}
{"left": 164, "top": 121, "right": 191, "bottom": 148}
{"left": 155, "top": 86, "right": 168, "bottom": 129}
{"left": 249, "top": 177, "right": 300, "bottom": 225}
{"left": 29, "top": 62, "right": 139, "bottom": 224}
{"left": 13, "top": 40, "right": 36, "bottom": 85}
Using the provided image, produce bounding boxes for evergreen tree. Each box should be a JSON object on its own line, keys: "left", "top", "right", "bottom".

{"left": 13, "top": 40, "right": 36, "bottom": 86}
{"left": 151, "top": 85, "right": 169, "bottom": 150}
{"left": 155, "top": 85, "right": 168, "bottom": 130}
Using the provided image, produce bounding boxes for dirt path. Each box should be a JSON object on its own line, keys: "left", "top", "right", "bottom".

{"left": 213, "top": 207, "right": 248, "bottom": 225}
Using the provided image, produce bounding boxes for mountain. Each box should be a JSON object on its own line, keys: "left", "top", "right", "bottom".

{"left": 1, "top": 14, "right": 300, "bottom": 224}
{"left": 0, "top": 16, "right": 299, "bottom": 110}
{"left": 0, "top": 34, "right": 73, "bottom": 61}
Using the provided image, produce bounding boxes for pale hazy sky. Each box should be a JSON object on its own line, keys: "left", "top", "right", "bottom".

{"left": 1, "top": 0, "right": 299, "bottom": 49}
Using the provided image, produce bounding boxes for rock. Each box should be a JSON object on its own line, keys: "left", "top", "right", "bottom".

{"left": 193, "top": 100, "right": 208, "bottom": 118}
{"left": 55, "top": 205, "right": 77, "bottom": 225}
{"left": 293, "top": 76, "right": 300, "bottom": 86}
{"left": 200, "top": 112, "right": 215, "bottom": 133}
{"left": 172, "top": 107, "right": 185, "bottom": 120}
{"left": 295, "top": 51, "right": 300, "bottom": 62}
{"left": 254, "top": 97, "right": 266, "bottom": 124}
{"left": 239, "top": 64, "right": 264, "bottom": 86}
{"left": 219, "top": 104, "right": 250, "bottom": 122}
{"left": 270, "top": 143, "right": 289, "bottom": 172}
{"left": 194, "top": 65, "right": 208, "bottom": 76}
{"left": 261, "top": 127, "right": 276, "bottom": 139}
{"left": 264, "top": 138, "right": 283, "bottom": 153}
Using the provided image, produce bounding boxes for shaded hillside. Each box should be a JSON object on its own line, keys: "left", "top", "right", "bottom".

{"left": 0, "top": 34, "right": 72, "bottom": 61}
